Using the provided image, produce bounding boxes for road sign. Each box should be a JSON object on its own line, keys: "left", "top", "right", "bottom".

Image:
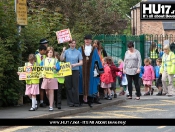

{"left": 16, "top": 0, "right": 27, "bottom": 25}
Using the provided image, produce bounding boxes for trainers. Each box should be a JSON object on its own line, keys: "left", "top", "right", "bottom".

{"left": 114, "top": 94, "right": 117, "bottom": 98}
{"left": 29, "top": 107, "right": 35, "bottom": 111}
{"left": 49, "top": 107, "right": 53, "bottom": 111}
{"left": 107, "top": 97, "right": 112, "bottom": 100}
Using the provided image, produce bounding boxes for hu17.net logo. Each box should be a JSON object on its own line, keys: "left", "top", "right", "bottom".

{"left": 140, "top": 2, "right": 175, "bottom": 20}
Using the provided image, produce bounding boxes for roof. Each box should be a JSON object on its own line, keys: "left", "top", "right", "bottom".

{"left": 162, "top": 21, "right": 175, "bottom": 30}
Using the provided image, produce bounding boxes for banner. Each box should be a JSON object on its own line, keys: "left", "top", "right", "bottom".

{"left": 56, "top": 29, "right": 72, "bottom": 44}
{"left": 18, "top": 62, "right": 72, "bottom": 80}
{"left": 1, "top": 119, "right": 175, "bottom": 126}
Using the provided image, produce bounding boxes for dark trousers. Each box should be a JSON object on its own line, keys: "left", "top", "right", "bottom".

{"left": 54, "top": 82, "right": 63, "bottom": 107}
{"left": 126, "top": 74, "right": 140, "bottom": 97}
{"left": 65, "top": 70, "right": 79, "bottom": 106}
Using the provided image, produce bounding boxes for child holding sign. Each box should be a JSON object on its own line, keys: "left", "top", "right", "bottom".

{"left": 54, "top": 52, "right": 65, "bottom": 109}
{"left": 18, "top": 54, "right": 39, "bottom": 111}
{"left": 40, "top": 47, "right": 60, "bottom": 111}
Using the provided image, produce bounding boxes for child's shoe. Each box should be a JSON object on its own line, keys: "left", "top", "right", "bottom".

{"left": 114, "top": 94, "right": 117, "bottom": 98}
{"left": 144, "top": 92, "right": 150, "bottom": 96}
{"left": 49, "top": 107, "right": 53, "bottom": 111}
{"left": 29, "top": 107, "right": 35, "bottom": 111}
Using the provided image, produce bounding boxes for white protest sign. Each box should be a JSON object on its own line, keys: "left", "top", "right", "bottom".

{"left": 56, "top": 29, "right": 72, "bottom": 44}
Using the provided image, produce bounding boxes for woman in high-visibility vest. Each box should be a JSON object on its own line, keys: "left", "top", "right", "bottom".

{"left": 40, "top": 47, "right": 61, "bottom": 111}
{"left": 160, "top": 45, "right": 175, "bottom": 96}
{"left": 17, "top": 54, "right": 39, "bottom": 111}
{"left": 149, "top": 42, "right": 159, "bottom": 67}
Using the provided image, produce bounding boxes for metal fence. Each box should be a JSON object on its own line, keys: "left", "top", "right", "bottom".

{"left": 93, "top": 34, "right": 175, "bottom": 66}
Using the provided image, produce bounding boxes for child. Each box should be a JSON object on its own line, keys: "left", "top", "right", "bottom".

{"left": 121, "top": 74, "right": 128, "bottom": 94}
{"left": 154, "top": 58, "right": 163, "bottom": 96}
{"left": 35, "top": 45, "right": 47, "bottom": 107}
{"left": 142, "top": 58, "right": 155, "bottom": 96}
{"left": 18, "top": 54, "right": 39, "bottom": 111}
{"left": 54, "top": 52, "right": 65, "bottom": 109}
{"left": 117, "top": 59, "right": 125, "bottom": 96}
{"left": 100, "top": 57, "right": 113, "bottom": 100}
{"left": 40, "top": 47, "right": 61, "bottom": 111}
{"left": 108, "top": 57, "right": 120, "bottom": 98}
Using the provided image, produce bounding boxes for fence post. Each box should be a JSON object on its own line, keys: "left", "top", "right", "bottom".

{"left": 140, "top": 34, "right": 145, "bottom": 65}
{"left": 121, "top": 35, "right": 127, "bottom": 60}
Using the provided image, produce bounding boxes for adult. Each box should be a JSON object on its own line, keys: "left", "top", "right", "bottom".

{"left": 35, "top": 38, "right": 49, "bottom": 55}
{"left": 60, "top": 40, "right": 83, "bottom": 107}
{"left": 170, "top": 41, "right": 175, "bottom": 54}
{"left": 93, "top": 40, "right": 107, "bottom": 61}
{"left": 149, "top": 42, "right": 158, "bottom": 66}
{"left": 79, "top": 35, "right": 103, "bottom": 107}
{"left": 93, "top": 40, "right": 107, "bottom": 103}
{"left": 160, "top": 45, "right": 175, "bottom": 96}
{"left": 123, "top": 41, "right": 142, "bottom": 100}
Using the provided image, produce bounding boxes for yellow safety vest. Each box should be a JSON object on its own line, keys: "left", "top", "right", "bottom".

{"left": 35, "top": 54, "right": 46, "bottom": 65}
{"left": 150, "top": 49, "right": 158, "bottom": 59}
{"left": 43, "top": 58, "right": 57, "bottom": 78}
{"left": 160, "top": 51, "right": 175, "bottom": 74}
{"left": 25, "top": 62, "right": 39, "bottom": 85}
{"left": 54, "top": 61, "right": 65, "bottom": 84}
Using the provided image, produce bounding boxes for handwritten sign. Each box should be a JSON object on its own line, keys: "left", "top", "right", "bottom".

{"left": 56, "top": 29, "right": 72, "bottom": 44}
{"left": 16, "top": 0, "right": 27, "bottom": 25}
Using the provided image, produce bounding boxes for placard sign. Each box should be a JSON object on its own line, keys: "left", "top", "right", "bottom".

{"left": 56, "top": 29, "right": 72, "bottom": 44}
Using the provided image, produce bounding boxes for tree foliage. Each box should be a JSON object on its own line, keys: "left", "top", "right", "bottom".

{"left": 0, "top": 0, "right": 141, "bottom": 106}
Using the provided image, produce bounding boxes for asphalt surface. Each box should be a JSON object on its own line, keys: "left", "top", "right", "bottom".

{"left": 2, "top": 94, "right": 175, "bottom": 132}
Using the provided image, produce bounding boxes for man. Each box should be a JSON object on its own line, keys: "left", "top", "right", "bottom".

{"left": 35, "top": 38, "right": 49, "bottom": 55}
{"left": 79, "top": 35, "right": 103, "bottom": 107}
{"left": 35, "top": 45, "right": 48, "bottom": 107}
{"left": 170, "top": 41, "right": 175, "bottom": 54}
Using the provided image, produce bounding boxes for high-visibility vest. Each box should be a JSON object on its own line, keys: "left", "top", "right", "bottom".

{"left": 43, "top": 58, "right": 57, "bottom": 78}
{"left": 160, "top": 51, "right": 175, "bottom": 74}
{"left": 54, "top": 61, "right": 65, "bottom": 84}
{"left": 150, "top": 49, "right": 158, "bottom": 59}
{"left": 35, "top": 54, "right": 46, "bottom": 65}
{"left": 25, "top": 62, "right": 39, "bottom": 85}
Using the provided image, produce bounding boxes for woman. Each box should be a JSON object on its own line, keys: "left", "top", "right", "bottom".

{"left": 93, "top": 40, "right": 107, "bottom": 102}
{"left": 93, "top": 40, "right": 107, "bottom": 61}
{"left": 123, "top": 41, "right": 142, "bottom": 100}
{"left": 149, "top": 42, "right": 158, "bottom": 66}
{"left": 160, "top": 45, "right": 175, "bottom": 96}
{"left": 60, "top": 40, "right": 83, "bottom": 107}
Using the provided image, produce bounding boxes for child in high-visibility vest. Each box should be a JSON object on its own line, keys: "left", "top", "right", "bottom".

{"left": 40, "top": 47, "right": 61, "bottom": 111}
{"left": 54, "top": 52, "right": 65, "bottom": 109}
{"left": 18, "top": 54, "right": 39, "bottom": 111}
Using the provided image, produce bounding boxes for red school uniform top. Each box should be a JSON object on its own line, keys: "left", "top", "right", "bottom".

{"left": 109, "top": 63, "right": 120, "bottom": 82}
{"left": 100, "top": 64, "right": 113, "bottom": 84}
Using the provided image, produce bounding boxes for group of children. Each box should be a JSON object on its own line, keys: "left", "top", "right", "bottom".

{"left": 100, "top": 57, "right": 128, "bottom": 100}
{"left": 18, "top": 45, "right": 63, "bottom": 111}
{"left": 100, "top": 56, "right": 163, "bottom": 100}
{"left": 140, "top": 58, "right": 163, "bottom": 96}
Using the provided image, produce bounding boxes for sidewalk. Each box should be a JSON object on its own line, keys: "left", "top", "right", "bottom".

{"left": 0, "top": 96, "right": 126, "bottom": 119}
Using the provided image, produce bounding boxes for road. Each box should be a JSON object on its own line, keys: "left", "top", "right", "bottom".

{"left": 2, "top": 95, "right": 175, "bottom": 132}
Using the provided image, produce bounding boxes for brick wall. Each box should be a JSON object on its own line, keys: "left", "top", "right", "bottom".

{"left": 131, "top": 7, "right": 166, "bottom": 35}
{"left": 164, "top": 30, "right": 175, "bottom": 35}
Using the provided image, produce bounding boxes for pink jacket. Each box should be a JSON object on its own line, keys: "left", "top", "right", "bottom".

{"left": 142, "top": 65, "right": 155, "bottom": 81}
{"left": 100, "top": 64, "right": 113, "bottom": 84}
{"left": 116, "top": 62, "right": 123, "bottom": 77}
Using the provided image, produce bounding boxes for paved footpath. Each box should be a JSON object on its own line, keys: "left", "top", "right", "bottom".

{"left": 1, "top": 91, "right": 175, "bottom": 132}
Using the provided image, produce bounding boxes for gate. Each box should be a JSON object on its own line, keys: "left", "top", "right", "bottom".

{"left": 93, "top": 34, "right": 175, "bottom": 66}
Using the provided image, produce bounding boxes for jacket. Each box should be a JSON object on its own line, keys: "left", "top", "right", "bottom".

{"left": 139, "top": 66, "right": 144, "bottom": 78}
{"left": 109, "top": 63, "right": 120, "bottom": 82}
{"left": 160, "top": 51, "right": 175, "bottom": 74}
{"left": 142, "top": 65, "right": 155, "bottom": 81}
{"left": 100, "top": 64, "right": 113, "bottom": 84}
{"left": 154, "top": 65, "right": 161, "bottom": 78}
{"left": 116, "top": 62, "right": 123, "bottom": 77}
